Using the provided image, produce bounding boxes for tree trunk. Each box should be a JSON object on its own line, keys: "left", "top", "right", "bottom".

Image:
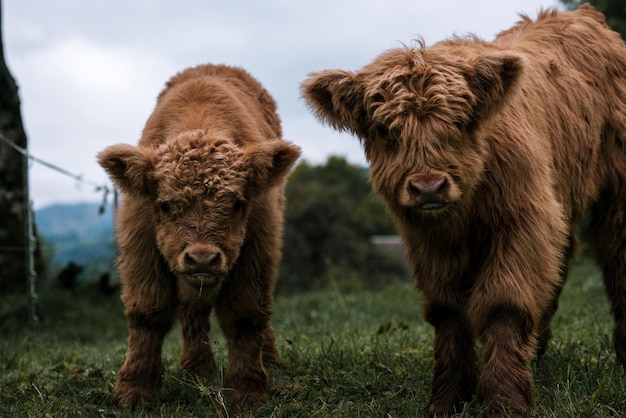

{"left": 0, "top": 1, "right": 40, "bottom": 293}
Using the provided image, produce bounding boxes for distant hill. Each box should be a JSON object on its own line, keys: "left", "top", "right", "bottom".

{"left": 35, "top": 202, "right": 117, "bottom": 280}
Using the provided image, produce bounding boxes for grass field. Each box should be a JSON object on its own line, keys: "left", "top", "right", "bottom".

{"left": 0, "top": 259, "right": 624, "bottom": 417}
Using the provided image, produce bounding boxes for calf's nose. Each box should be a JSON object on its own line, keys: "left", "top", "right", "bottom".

{"left": 183, "top": 249, "right": 222, "bottom": 272}
{"left": 409, "top": 177, "right": 448, "bottom": 197}
{"left": 407, "top": 176, "right": 449, "bottom": 210}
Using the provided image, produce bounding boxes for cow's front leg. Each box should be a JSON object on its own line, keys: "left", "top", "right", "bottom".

{"left": 178, "top": 301, "right": 216, "bottom": 377}
{"left": 228, "top": 325, "right": 269, "bottom": 409}
{"left": 215, "top": 281, "right": 275, "bottom": 410}
{"left": 475, "top": 306, "right": 536, "bottom": 417}
{"left": 116, "top": 309, "right": 175, "bottom": 407}
{"left": 217, "top": 312, "right": 271, "bottom": 410}
{"left": 425, "top": 305, "right": 478, "bottom": 416}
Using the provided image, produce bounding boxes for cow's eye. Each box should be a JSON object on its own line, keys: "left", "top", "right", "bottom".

{"left": 376, "top": 124, "right": 390, "bottom": 139}
{"left": 233, "top": 198, "right": 245, "bottom": 213}
{"left": 158, "top": 201, "right": 171, "bottom": 213}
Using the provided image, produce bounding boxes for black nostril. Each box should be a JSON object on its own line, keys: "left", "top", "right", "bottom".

{"left": 184, "top": 252, "right": 197, "bottom": 267}
{"left": 409, "top": 177, "right": 447, "bottom": 196}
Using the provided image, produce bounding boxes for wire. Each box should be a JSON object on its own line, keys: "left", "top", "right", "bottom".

{"left": 0, "top": 133, "right": 106, "bottom": 189}
{"left": 0, "top": 131, "right": 114, "bottom": 221}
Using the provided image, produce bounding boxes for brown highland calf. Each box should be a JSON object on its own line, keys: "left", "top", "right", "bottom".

{"left": 302, "top": 5, "right": 626, "bottom": 416}
{"left": 98, "top": 64, "right": 301, "bottom": 410}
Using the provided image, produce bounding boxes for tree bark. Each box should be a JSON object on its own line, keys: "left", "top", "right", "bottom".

{"left": 0, "top": 0, "right": 40, "bottom": 293}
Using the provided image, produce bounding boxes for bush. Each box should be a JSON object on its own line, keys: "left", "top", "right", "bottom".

{"left": 278, "top": 157, "right": 409, "bottom": 295}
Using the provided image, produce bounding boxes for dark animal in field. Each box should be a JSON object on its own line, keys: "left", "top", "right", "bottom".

{"left": 302, "top": 5, "right": 626, "bottom": 416}
{"left": 57, "top": 261, "right": 83, "bottom": 290}
{"left": 98, "top": 272, "right": 119, "bottom": 295}
{"left": 99, "top": 64, "right": 301, "bottom": 410}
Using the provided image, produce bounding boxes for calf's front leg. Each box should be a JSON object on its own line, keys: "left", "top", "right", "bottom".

{"left": 178, "top": 301, "right": 216, "bottom": 376}
{"left": 476, "top": 306, "right": 536, "bottom": 417}
{"left": 216, "top": 274, "right": 277, "bottom": 410}
{"left": 425, "top": 305, "right": 478, "bottom": 416}
{"left": 116, "top": 309, "right": 175, "bottom": 407}
{"left": 218, "top": 312, "right": 272, "bottom": 410}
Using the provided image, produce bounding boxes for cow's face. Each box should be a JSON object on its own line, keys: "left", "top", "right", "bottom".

{"left": 98, "top": 130, "right": 300, "bottom": 289}
{"left": 149, "top": 132, "right": 249, "bottom": 288}
{"left": 302, "top": 47, "right": 523, "bottom": 218}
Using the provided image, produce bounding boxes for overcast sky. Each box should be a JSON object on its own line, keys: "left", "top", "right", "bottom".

{"left": 3, "top": 0, "right": 560, "bottom": 209}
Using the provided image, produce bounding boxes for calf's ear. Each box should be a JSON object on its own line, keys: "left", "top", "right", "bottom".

{"left": 465, "top": 53, "right": 524, "bottom": 124}
{"left": 301, "top": 70, "right": 365, "bottom": 135}
{"left": 246, "top": 140, "right": 301, "bottom": 190}
{"left": 98, "top": 144, "right": 156, "bottom": 196}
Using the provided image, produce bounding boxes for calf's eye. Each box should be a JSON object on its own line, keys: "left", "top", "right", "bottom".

{"left": 376, "top": 124, "right": 390, "bottom": 139}
{"left": 233, "top": 198, "right": 245, "bottom": 213}
{"left": 159, "top": 201, "right": 171, "bottom": 213}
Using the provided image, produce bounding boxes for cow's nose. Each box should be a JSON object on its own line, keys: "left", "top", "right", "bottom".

{"left": 409, "top": 177, "right": 448, "bottom": 197}
{"left": 406, "top": 176, "right": 449, "bottom": 210}
{"left": 183, "top": 249, "right": 222, "bottom": 272}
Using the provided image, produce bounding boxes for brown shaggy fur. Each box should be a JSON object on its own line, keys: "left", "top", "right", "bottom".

{"left": 302, "top": 5, "right": 626, "bottom": 416}
{"left": 98, "top": 64, "right": 301, "bottom": 410}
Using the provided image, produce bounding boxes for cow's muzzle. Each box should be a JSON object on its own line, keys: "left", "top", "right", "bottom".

{"left": 177, "top": 243, "right": 227, "bottom": 285}
{"left": 404, "top": 174, "right": 450, "bottom": 211}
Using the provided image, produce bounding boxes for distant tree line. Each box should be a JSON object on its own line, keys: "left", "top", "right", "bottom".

{"left": 277, "top": 156, "right": 409, "bottom": 295}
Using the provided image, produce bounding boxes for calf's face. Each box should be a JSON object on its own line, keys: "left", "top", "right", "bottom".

{"left": 301, "top": 48, "right": 523, "bottom": 216}
{"left": 99, "top": 130, "right": 300, "bottom": 288}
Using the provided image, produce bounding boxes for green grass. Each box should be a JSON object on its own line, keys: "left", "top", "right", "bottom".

{"left": 0, "top": 259, "right": 624, "bottom": 417}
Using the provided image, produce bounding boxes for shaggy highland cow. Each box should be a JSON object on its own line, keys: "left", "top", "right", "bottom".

{"left": 302, "top": 5, "right": 626, "bottom": 416}
{"left": 98, "top": 64, "right": 300, "bottom": 409}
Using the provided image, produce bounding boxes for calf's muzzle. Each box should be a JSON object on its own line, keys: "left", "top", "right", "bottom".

{"left": 179, "top": 243, "right": 226, "bottom": 277}
{"left": 406, "top": 175, "right": 449, "bottom": 211}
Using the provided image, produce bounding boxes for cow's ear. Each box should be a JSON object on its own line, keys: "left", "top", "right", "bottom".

{"left": 98, "top": 144, "right": 156, "bottom": 196}
{"left": 301, "top": 70, "right": 366, "bottom": 135}
{"left": 465, "top": 53, "right": 524, "bottom": 124}
{"left": 246, "top": 140, "right": 301, "bottom": 191}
